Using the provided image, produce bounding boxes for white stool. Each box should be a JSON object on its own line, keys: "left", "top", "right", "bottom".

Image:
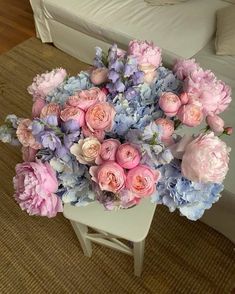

{"left": 63, "top": 198, "right": 156, "bottom": 276}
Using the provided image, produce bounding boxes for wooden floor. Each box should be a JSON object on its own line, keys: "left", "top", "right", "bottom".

{"left": 0, "top": 0, "right": 35, "bottom": 54}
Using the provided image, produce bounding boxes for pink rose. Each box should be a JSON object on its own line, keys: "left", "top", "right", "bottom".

{"left": 126, "top": 165, "right": 161, "bottom": 197}
{"left": 13, "top": 161, "right": 62, "bottom": 217}
{"left": 128, "top": 40, "right": 162, "bottom": 69}
{"left": 40, "top": 103, "right": 61, "bottom": 118}
{"left": 66, "top": 87, "right": 106, "bottom": 111}
{"left": 70, "top": 137, "right": 101, "bottom": 164}
{"left": 32, "top": 98, "right": 46, "bottom": 118}
{"left": 116, "top": 143, "right": 140, "bottom": 169}
{"left": 177, "top": 102, "right": 203, "bottom": 127}
{"left": 90, "top": 68, "right": 108, "bottom": 85}
{"left": 22, "top": 146, "right": 37, "bottom": 162}
{"left": 16, "top": 119, "right": 41, "bottom": 149}
{"left": 96, "top": 139, "right": 121, "bottom": 164}
{"left": 159, "top": 92, "right": 182, "bottom": 117}
{"left": 155, "top": 118, "right": 174, "bottom": 140}
{"left": 173, "top": 59, "right": 200, "bottom": 80}
{"left": 60, "top": 106, "right": 85, "bottom": 127}
{"left": 27, "top": 68, "right": 67, "bottom": 100}
{"left": 85, "top": 102, "right": 116, "bottom": 132}
{"left": 82, "top": 125, "right": 105, "bottom": 142}
{"left": 181, "top": 132, "right": 230, "bottom": 183}
{"left": 206, "top": 115, "right": 224, "bottom": 133}
{"left": 90, "top": 161, "right": 126, "bottom": 193}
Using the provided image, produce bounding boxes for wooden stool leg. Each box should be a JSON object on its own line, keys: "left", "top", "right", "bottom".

{"left": 133, "top": 239, "right": 145, "bottom": 277}
{"left": 70, "top": 220, "right": 92, "bottom": 257}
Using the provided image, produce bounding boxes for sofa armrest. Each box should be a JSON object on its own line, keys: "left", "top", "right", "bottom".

{"left": 30, "top": 0, "right": 52, "bottom": 42}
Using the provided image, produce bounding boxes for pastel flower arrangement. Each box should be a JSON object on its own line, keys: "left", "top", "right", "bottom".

{"left": 0, "top": 40, "right": 232, "bottom": 221}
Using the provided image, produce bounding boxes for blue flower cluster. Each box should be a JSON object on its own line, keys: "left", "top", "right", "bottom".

{"left": 107, "top": 66, "right": 181, "bottom": 138}
{"left": 46, "top": 71, "right": 92, "bottom": 105}
{"left": 151, "top": 161, "right": 224, "bottom": 220}
{"left": 55, "top": 158, "right": 95, "bottom": 207}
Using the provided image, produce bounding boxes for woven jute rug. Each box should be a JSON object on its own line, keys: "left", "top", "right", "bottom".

{"left": 0, "top": 38, "right": 234, "bottom": 294}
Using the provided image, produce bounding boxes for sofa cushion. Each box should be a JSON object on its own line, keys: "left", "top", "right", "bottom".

{"left": 43, "top": 0, "right": 229, "bottom": 60}
{"left": 215, "top": 6, "right": 235, "bottom": 55}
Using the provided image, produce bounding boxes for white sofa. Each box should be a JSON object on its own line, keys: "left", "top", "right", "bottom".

{"left": 30, "top": 0, "right": 235, "bottom": 243}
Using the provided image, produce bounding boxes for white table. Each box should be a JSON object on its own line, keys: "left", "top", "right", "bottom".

{"left": 63, "top": 198, "right": 156, "bottom": 276}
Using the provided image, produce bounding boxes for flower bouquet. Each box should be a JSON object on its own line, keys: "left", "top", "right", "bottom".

{"left": 0, "top": 40, "right": 232, "bottom": 220}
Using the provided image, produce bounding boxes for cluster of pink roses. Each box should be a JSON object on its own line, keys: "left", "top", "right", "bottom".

{"left": 63, "top": 88, "right": 115, "bottom": 139}
{"left": 70, "top": 138, "right": 161, "bottom": 200}
{"left": 32, "top": 87, "right": 116, "bottom": 141}
{"left": 159, "top": 91, "right": 232, "bottom": 134}
{"left": 170, "top": 59, "right": 232, "bottom": 132}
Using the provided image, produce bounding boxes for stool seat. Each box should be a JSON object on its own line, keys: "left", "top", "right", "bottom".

{"left": 63, "top": 198, "right": 156, "bottom": 242}
{"left": 63, "top": 198, "right": 156, "bottom": 276}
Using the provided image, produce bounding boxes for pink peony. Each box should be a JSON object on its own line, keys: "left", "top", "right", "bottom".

{"left": 27, "top": 68, "right": 67, "bottom": 100}
{"left": 90, "top": 161, "right": 126, "bottom": 193}
{"left": 32, "top": 98, "right": 46, "bottom": 118}
{"left": 184, "top": 69, "right": 232, "bottom": 115}
{"left": 206, "top": 115, "right": 224, "bottom": 133}
{"left": 60, "top": 105, "right": 85, "bottom": 127}
{"left": 66, "top": 87, "right": 106, "bottom": 111}
{"left": 173, "top": 58, "right": 200, "bottom": 80}
{"left": 155, "top": 118, "right": 174, "bottom": 140}
{"left": 96, "top": 139, "right": 121, "bottom": 164}
{"left": 128, "top": 40, "right": 162, "bottom": 69}
{"left": 70, "top": 137, "right": 101, "bottom": 165}
{"left": 13, "top": 161, "right": 62, "bottom": 217}
{"left": 82, "top": 125, "right": 105, "bottom": 142}
{"left": 116, "top": 143, "right": 141, "bottom": 169}
{"left": 177, "top": 102, "right": 203, "bottom": 127}
{"left": 16, "top": 119, "right": 41, "bottom": 149}
{"left": 126, "top": 165, "right": 161, "bottom": 197}
{"left": 159, "top": 92, "right": 182, "bottom": 117}
{"left": 85, "top": 102, "right": 116, "bottom": 132}
{"left": 40, "top": 103, "right": 61, "bottom": 119}
{"left": 90, "top": 68, "right": 108, "bottom": 85}
{"left": 22, "top": 146, "right": 37, "bottom": 162}
{"left": 181, "top": 132, "right": 230, "bottom": 183}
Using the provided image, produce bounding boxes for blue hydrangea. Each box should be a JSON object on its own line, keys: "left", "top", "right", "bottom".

{"left": 46, "top": 72, "right": 93, "bottom": 105}
{"left": 152, "top": 161, "right": 224, "bottom": 220}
